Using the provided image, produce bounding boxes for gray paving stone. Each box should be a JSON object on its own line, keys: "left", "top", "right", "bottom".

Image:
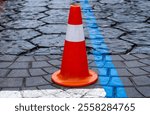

{"left": 116, "top": 22, "right": 149, "bottom": 32}
{"left": 31, "top": 47, "right": 62, "bottom": 55}
{"left": 31, "top": 34, "right": 64, "bottom": 47}
{"left": 24, "top": 0, "right": 48, "bottom": 7}
{"left": 7, "top": 69, "right": 30, "bottom": 77}
{"left": 21, "top": 5, "right": 47, "bottom": 13}
{"left": 0, "top": 40, "right": 35, "bottom": 55}
{"left": 0, "top": 69, "right": 9, "bottom": 78}
{"left": 38, "top": 84, "right": 62, "bottom": 90}
{"left": 105, "top": 38, "right": 133, "bottom": 54}
{"left": 106, "top": 55, "right": 124, "bottom": 61}
{"left": 12, "top": 11, "right": 47, "bottom": 20}
{"left": 96, "top": 19, "right": 115, "bottom": 28}
{"left": 27, "top": 48, "right": 51, "bottom": 55}
{"left": 124, "top": 60, "right": 146, "bottom": 68}
{"left": 37, "top": 24, "right": 66, "bottom": 34}
{"left": 42, "top": 10, "right": 67, "bottom": 24}
{"left": 16, "top": 56, "right": 35, "bottom": 61}
{"left": 132, "top": 76, "right": 150, "bottom": 86}
{"left": 32, "top": 61, "right": 51, "bottom": 68}
{"left": 0, "top": 26, "right": 4, "bottom": 31}
{"left": 100, "top": 0, "right": 124, "bottom": 4}
{"left": 0, "top": 62, "right": 12, "bottom": 68}
{"left": 0, "top": 55, "right": 17, "bottom": 61}
{"left": 48, "top": 55, "right": 62, "bottom": 60}
{"left": 111, "top": 68, "right": 132, "bottom": 77}
{"left": 117, "top": 87, "right": 143, "bottom": 98}
{"left": 43, "top": 74, "right": 51, "bottom": 83}
{"left": 130, "top": 46, "right": 150, "bottom": 54}
{"left": 3, "top": 20, "right": 45, "bottom": 29}
{"left": 113, "top": 61, "right": 127, "bottom": 68}
{"left": 34, "top": 56, "right": 49, "bottom": 61}
{"left": 8, "top": 62, "right": 29, "bottom": 69}
{"left": 47, "top": 2, "right": 70, "bottom": 9}
{"left": 120, "top": 55, "right": 138, "bottom": 60}
{"left": 139, "top": 59, "right": 150, "bottom": 65}
{"left": 26, "top": 77, "right": 49, "bottom": 87}
{"left": 101, "top": 27, "right": 124, "bottom": 39}
{"left": 141, "top": 67, "right": 150, "bottom": 73}
{"left": 109, "top": 77, "right": 133, "bottom": 86}
{"left": 29, "top": 68, "right": 47, "bottom": 76}
{"left": 132, "top": 54, "right": 149, "bottom": 59}
{"left": 0, "top": 29, "right": 40, "bottom": 40}
{"left": 0, "top": 78, "right": 23, "bottom": 87}
{"left": 127, "top": 68, "right": 148, "bottom": 76}
{"left": 50, "top": 47, "right": 62, "bottom": 55}
{"left": 137, "top": 86, "right": 150, "bottom": 97}
{"left": 48, "top": 60, "right": 61, "bottom": 66}
{"left": 43, "top": 67, "right": 58, "bottom": 74}
{"left": 2, "top": 88, "right": 20, "bottom": 91}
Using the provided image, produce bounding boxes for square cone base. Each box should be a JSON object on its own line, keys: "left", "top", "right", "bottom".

{"left": 51, "top": 70, "right": 98, "bottom": 87}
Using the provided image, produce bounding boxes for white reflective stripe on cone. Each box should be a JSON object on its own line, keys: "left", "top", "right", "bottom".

{"left": 65, "top": 24, "right": 85, "bottom": 42}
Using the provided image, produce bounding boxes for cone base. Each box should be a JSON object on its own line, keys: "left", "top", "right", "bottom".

{"left": 51, "top": 70, "right": 98, "bottom": 87}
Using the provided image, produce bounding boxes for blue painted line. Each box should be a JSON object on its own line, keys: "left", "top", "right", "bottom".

{"left": 79, "top": 0, "right": 127, "bottom": 98}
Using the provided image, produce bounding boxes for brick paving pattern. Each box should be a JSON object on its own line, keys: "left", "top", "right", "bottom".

{"left": 0, "top": 0, "right": 150, "bottom": 98}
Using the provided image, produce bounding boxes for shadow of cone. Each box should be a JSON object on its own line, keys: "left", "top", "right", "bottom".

{"left": 51, "top": 3, "right": 98, "bottom": 87}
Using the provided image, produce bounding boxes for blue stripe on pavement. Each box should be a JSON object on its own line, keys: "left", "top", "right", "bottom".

{"left": 79, "top": 0, "right": 127, "bottom": 98}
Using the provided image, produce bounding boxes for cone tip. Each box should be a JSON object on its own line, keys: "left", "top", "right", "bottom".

{"left": 68, "top": 3, "right": 82, "bottom": 25}
{"left": 70, "top": 3, "right": 80, "bottom": 7}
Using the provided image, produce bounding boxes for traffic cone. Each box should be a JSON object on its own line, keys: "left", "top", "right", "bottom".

{"left": 51, "top": 3, "right": 98, "bottom": 87}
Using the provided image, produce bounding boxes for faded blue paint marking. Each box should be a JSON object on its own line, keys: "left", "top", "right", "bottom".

{"left": 79, "top": 0, "right": 127, "bottom": 98}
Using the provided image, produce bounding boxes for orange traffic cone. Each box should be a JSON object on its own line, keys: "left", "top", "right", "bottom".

{"left": 51, "top": 3, "right": 98, "bottom": 87}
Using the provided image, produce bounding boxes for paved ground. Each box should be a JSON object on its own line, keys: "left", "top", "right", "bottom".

{"left": 0, "top": 0, "right": 150, "bottom": 98}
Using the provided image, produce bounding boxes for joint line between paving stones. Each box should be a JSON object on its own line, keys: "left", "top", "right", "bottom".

{"left": 128, "top": 77, "right": 146, "bottom": 97}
